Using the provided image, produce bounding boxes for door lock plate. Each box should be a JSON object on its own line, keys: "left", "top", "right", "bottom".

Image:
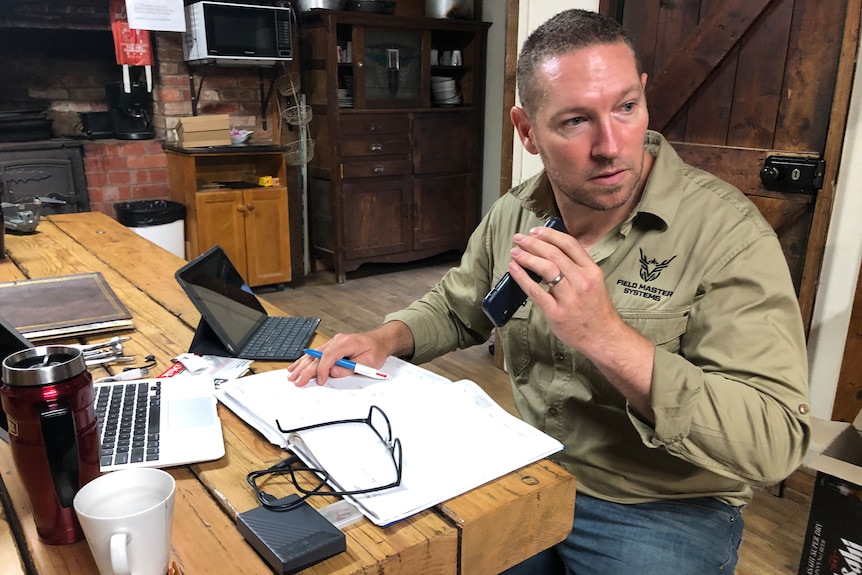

{"left": 760, "top": 155, "right": 824, "bottom": 194}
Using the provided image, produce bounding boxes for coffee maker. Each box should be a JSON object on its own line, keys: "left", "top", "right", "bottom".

{"left": 106, "top": 81, "right": 154, "bottom": 140}
{"left": 0, "top": 346, "right": 101, "bottom": 545}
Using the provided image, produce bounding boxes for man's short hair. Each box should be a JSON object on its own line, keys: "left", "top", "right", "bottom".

{"left": 516, "top": 9, "right": 641, "bottom": 117}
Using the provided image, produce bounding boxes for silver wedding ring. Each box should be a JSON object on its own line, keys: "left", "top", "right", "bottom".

{"left": 546, "top": 273, "right": 564, "bottom": 289}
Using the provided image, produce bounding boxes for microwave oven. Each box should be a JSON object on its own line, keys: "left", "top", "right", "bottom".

{"left": 183, "top": 1, "right": 293, "bottom": 66}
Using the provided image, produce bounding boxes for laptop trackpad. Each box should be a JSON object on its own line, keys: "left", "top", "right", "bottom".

{"left": 168, "top": 397, "right": 217, "bottom": 428}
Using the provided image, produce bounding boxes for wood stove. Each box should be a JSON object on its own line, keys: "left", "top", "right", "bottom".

{"left": 0, "top": 140, "right": 89, "bottom": 214}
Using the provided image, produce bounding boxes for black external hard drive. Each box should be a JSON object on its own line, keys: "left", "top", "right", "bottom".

{"left": 236, "top": 495, "right": 347, "bottom": 574}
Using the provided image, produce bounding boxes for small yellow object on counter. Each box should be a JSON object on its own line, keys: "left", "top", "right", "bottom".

{"left": 258, "top": 176, "right": 274, "bottom": 187}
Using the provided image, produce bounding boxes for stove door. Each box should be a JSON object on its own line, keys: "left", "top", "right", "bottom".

{"left": 1, "top": 159, "right": 79, "bottom": 214}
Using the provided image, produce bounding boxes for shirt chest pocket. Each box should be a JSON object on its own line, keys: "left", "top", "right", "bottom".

{"left": 496, "top": 300, "right": 535, "bottom": 376}
{"left": 617, "top": 308, "right": 691, "bottom": 354}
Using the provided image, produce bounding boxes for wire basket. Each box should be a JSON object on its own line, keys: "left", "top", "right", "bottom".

{"left": 274, "top": 73, "right": 300, "bottom": 98}
{"left": 284, "top": 138, "right": 315, "bottom": 166}
{"left": 281, "top": 104, "right": 313, "bottom": 126}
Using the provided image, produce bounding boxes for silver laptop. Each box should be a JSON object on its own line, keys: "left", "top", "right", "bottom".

{"left": 0, "top": 316, "right": 224, "bottom": 468}
{"left": 95, "top": 377, "right": 225, "bottom": 471}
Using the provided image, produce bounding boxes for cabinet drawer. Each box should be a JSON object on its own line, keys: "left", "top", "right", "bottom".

{"left": 340, "top": 114, "right": 409, "bottom": 135}
{"left": 340, "top": 134, "right": 410, "bottom": 157}
{"left": 341, "top": 158, "right": 412, "bottom": 179}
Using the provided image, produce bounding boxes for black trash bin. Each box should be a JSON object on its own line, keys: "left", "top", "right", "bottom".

{"left": 114, "top": 200, "right": 186, "bottom": 258}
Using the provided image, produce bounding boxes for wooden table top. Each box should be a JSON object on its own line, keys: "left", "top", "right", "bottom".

{"left": 0, "top": 212, "right": 576, "bottom": 575}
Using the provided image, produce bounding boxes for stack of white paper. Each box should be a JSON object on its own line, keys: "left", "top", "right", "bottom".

{"left": 216, "top": 356, "right": 564, "bottom": 526}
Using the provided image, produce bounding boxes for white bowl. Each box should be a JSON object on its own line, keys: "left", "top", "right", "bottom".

{"left": 230, "top": 130, "right": 253, "bottom": 145}
{"left": 432, "top": 88, "right": 457, "bottom": 99}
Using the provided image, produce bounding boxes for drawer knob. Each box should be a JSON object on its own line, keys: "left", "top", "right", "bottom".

{"left": 237, "top": 205, "right": 246, "bottom": 213}
{"left": 369, "top": 123, "right": 380, "bottom": 132}
{"left": 247, "top": 203, "right": 255, "bottom": 211}
{"left": 370, "top": 143, "right": 383, "bottom": 152}
{"left": 373, "top": 165, "right": 385, "bottom": 174}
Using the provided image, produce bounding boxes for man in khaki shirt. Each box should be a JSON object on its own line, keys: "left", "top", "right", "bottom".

{"left": 289, "top": 9, "right": 809, "bottom": 575}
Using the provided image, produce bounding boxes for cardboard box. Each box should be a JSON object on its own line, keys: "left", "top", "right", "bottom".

{"left": 176, "top": 114, "right": 231, "bottom": 147}
{"left": 797, "top": 409, "right": 862, "bottom": 575}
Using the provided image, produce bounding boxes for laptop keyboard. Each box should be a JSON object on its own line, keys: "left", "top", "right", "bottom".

{"left": 242, "top": 316, "right": 320, "bottom": 360}
{"left": 95, "top": 381, "right": 161, "bottom": 468}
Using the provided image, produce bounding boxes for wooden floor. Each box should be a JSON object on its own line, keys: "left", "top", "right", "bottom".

{"left": 259, "top": 254, "right": 814, "bottom": 575}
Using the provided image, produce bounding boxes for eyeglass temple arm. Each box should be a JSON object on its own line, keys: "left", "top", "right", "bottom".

{"left": 275, "top": 404, "right": 386, "bottom": 434}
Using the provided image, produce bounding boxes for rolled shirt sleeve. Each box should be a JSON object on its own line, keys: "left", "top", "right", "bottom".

{"left": 385, "top": 212, "right": 500, "bottom": 363}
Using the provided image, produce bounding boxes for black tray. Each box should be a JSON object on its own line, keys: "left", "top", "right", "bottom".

{"left": 0, "top": 118, "right": 53, "bottom": 142}
{"left": 345, "top": 1, "right": 395, "bottom": 14}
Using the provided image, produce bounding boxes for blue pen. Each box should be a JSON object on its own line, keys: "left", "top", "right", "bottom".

{"left": 303, "top": 349, "right": 391, "bottom": 380}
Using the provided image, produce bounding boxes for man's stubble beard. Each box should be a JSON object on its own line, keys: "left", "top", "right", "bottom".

{"left": 544, "top": 156, "right": 642, "bottom": 212}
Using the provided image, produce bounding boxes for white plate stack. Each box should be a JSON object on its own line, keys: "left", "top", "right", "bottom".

{"left": 431, "top": 76, "right": 461, "bottom": 106}
{"left": 337, "top": 88, "right": 353, "bottom": 108}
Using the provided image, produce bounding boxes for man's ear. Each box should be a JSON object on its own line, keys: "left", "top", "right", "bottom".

{"left": 510, "top": 106, "right": 539, "bottom": 155}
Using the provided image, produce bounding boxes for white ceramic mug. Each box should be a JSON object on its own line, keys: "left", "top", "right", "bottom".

{"left": 430, "top": 48, "right": 439, "bottom": 66}
{"left": 451, "top": 50, "right": 462, "bottom": 66}
{"left": 73, "top": 468, "right": 176, "bottom": 575}
{"left": 441, "top": 50, "right": 452, "bottom": 66}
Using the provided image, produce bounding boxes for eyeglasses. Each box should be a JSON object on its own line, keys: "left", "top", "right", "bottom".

{"left": 247, "top": 405, "right": 403, "bottom": 512}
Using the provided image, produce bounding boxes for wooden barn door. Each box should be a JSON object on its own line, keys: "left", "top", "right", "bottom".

{"left": 598, "top": 0, "right": 860, "bottom": 337}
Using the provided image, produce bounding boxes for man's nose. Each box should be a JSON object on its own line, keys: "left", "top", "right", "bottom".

{"left": 592, "top": 118, "right": 621, "bottom": 159}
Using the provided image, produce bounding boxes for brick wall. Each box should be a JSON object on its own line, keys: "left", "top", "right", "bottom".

{"left": 83, "top": 140, "right": 169, "bottom": 217}
{"left": 0, "top": 0, "right": 107, "bottom": 30}
{"left": 152, "top": 33, "right": 277, "bottom": 141}
{"left": 0, "top": 29, "right": 119, "bottom": 135}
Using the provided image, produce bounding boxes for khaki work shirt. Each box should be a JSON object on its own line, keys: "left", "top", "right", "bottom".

{"left": 386, "top": 131, "right": 810, "bottom": 507}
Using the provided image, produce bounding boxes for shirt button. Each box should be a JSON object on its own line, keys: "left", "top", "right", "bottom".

{"left": 798, "top": 404, "right": 809, "bottom": 415}
{"left": 548, "top": 407, "right": 559, "bottom": 418}
{"left": 555, "top": 353, "right": 565, "bottom": 361}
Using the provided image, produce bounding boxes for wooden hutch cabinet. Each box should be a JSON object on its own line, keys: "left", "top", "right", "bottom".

{"left": 299, "top": 11, "right": 490, "bottom": 282}
{"left": 164, "top": 145, "right": 292, "bottom": 287}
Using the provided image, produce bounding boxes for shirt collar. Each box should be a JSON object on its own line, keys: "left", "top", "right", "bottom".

{"left": 511, "top": 170, "right": 559, "bottom": 220}
{"left": 636, "top": 130, "right": 682, "bottom": 229}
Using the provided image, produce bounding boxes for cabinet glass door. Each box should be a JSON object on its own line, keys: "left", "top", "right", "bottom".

{"left": 358, "top": 27, "right": 422, "bottom": 108}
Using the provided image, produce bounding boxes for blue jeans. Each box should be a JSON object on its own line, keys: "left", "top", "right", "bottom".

{"left": 502, "top": 493, "right": 744, "bottom": 575}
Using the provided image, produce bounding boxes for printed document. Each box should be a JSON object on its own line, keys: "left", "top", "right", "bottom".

{"left": 216, "top": 356, "right": 564, "bottom": 526}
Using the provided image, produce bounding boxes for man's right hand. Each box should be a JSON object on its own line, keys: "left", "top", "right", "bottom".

{"left": 286, "top": 321, "right": 414, "bottom": 387}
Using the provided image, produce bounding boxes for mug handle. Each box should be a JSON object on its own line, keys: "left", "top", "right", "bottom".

{"left": 110, "top": 532, "right": 132, "bottom": 575}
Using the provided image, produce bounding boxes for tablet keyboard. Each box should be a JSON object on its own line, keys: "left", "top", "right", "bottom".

{"left": 241, "top": 316, "right": 320, "bottom": 360}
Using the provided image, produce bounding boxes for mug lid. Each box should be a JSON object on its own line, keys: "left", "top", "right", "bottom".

{"left": 2, "top": 346, "right": 86, "bottom": 387}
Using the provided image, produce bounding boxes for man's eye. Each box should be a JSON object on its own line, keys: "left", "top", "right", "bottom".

{"left": 621, "top": 102, "right": 636, "bottom": 112}
{"left": 565, "top": 117, "right": 584, "bottom": 127}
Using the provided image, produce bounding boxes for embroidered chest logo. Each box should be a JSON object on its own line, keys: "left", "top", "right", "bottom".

{"left": 615, "top": 249, "right": 677, "bottom": 302}
{"left": 639, "top": 249, "right": 676, "bottom": 282}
